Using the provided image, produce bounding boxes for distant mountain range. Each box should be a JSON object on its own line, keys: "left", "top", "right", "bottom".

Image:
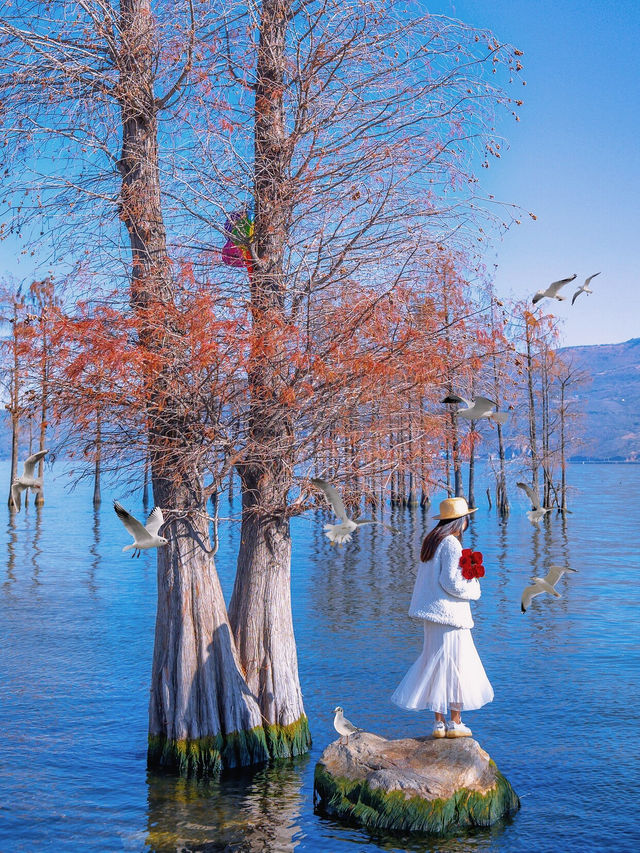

{"left": 1, "top": 338, "right": 638, "bottom": 462}
{"left": 559, "top": 337, "right": 640, "bottom": 461}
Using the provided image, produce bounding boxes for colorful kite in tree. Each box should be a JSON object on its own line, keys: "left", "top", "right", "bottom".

{"left": 221, "top": 210, "right": 254, "bottom": 279}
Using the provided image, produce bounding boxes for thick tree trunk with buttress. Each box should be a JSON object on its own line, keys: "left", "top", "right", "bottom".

{"left": 148, "top": 477, "right": 268, "bottom": 773}
{"left": 229, "top": 469, "right": 309, "bottom": 755}
{"left": 228, "top": 0, "right": 310, "bottom": 756}
{"left": 117, "top": 0, "right": 267, "bottom": 773}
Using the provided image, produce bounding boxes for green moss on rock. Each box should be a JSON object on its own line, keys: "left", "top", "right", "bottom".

{"left": 313, "top": 759, "right": 520, "bottom": 835}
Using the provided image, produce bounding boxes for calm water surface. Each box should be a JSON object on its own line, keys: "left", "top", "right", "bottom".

{"left": 1, "top": 462, "right": 639, "bottom": 852}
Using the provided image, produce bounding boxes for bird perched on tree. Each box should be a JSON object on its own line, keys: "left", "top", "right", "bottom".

{"left": 333, "top": 706, "right": 363, "bottom": 744}
{"left": 310, "top": 478, "right": 398, "bottom": 546}
{"left": 442, "top": 394, "right": 509, "bottom": 424}
{"left": 571, "top": 272, "right": 601, "bottom": 305}
{"left": 10, "top": 449, "right": 48, "bottom": 511}
{"left": 521, "top": 565, "right": 578, "bottom": 613}
{"left": 532, "top": 274, "right": 577, "bottom": 304}
{"left": 113, "top": 501, "right": 168, "bottom": 557}
{"left": 516, "top": 481, "right": 551, "bottom": 524}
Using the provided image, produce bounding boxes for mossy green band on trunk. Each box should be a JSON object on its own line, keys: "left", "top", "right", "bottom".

{"left": 264, "top": 714, "right": 312, "bottom": 759}
{"left": 313, "top": 762, "right": 520, "bottom": 835}
{"left": 148, "top": 714, "right": 312, "bottom": 775}
{"left": 148, "top": 726, "right": 269, "bottom": 776}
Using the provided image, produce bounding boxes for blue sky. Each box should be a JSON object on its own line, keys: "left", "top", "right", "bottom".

{"left": 1, "top": 1, "right": 637, "bottom": 349}
{"left": 435, "top": 0, "right": 640, "bottom": 346}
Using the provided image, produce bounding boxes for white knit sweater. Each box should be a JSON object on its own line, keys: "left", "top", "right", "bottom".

{"left": 408, "top": 535, "right": 481, "bottom": 629}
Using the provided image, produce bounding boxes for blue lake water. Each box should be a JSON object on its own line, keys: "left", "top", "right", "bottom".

{"left": 1, "top": 461, "right": 639, "bottom": 852}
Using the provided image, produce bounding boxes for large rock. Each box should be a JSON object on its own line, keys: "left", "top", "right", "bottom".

{"left": 314, "top": 731, "right": 519, "bottom": 834}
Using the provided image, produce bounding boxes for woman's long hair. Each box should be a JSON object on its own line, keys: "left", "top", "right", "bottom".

{"left": 420, "top": 516, "right": 469, "bottom": 562}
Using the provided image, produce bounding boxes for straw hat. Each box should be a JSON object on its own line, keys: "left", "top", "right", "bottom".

{"left": 432, "top": 496, "right": 477, "bottom": 520}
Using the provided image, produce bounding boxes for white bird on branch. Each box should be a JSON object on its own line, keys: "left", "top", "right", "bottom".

{"left": 333, "top": 706, "right": 363, "bottom": 744}
{"left": 571, "top": 272, "right": 601, "bottom": 305}
{"left": 532, "top": 274, "right": 577, "bottom": 305}
{"left": 311, "top": 478, "right": 398, "bottom": 546}
{"left": 516, "top": 481, "right": 551, "bottom": 524}
{"left": 442, "top": 394, "right": 509, "bottom": 424}
{"left": 113, "top": 501, "right": 168, "bottom": 557}
{"left": 10, "top": 449, "right": 48, "bottom": 511}
{"left": 521, "top": 565, "right": 578, "bottom": 613}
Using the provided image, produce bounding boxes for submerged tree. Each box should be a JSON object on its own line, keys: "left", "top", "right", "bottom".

{"left": 0, "top": 0, "right": 271, "bottom": 773}
{"left": 483, "top": 285, "right": 514, "bottom": 516}
{"left": 553, "top": 353, "right": 589, "bottom": 512}
{"left": 25, "top": 277, "right": 59, "bottom": 507}
{"left": 0, "top": 283, "right": 29, "bottom": 507}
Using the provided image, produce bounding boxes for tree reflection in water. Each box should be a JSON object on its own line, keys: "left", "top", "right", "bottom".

{"left": 145, "top": 756, "right": 308, "bottom": 852}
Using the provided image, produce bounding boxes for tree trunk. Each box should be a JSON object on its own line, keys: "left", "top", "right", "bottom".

{"left": 541, "top": 358, "right": 552, "bottom": 508}
{"left": 525, "top": 326, "right": 540, "bottom": 494}
{"left": 229, "top": 469, "right": 309, "bottom": 755}
{"left": 488, "top": 310, "right": 509, "bottom": 517}
{"left": 8, "top": 301, "right": 20, "bottom": 510}
{"left": 34, "top": 313, "right": 48, "bottom": 506}
{"left": 560, "top": 382, "right": 567, "bottom": 513}
{"left": 148, "top": 478, "right": 268, "bottom": 774}
{"left": 227, "top": 0, "right": 310, "bottom": 757}
{"left": 445, "top": 436, "right": 451, "bottom": 493}
{"left": 117, "top": 0, "right": 266, "bottom": 773}
{"left": 142, "top": 445, "right": 149, "bottom": 508}
{"left": 449, "top": 409, "right": 463, "bottom": 496}
{"left": 495, "top": 421, "right": 510, "bottom": 516}
{"left": 468, "top": 420, "right": 476, "bottom": 508}
{"left": 420, "top": 399, "right": 430, "bottom": 507}
{"left": 398, "top": 426, "right": 407, "bottom": 505}
{"left": 93, "top": 407, "right": 102, "bottom": 506}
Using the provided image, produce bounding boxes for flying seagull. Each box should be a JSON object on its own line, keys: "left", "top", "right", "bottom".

{"left": 10, "top": 449, "right": 48, "bottom": 511}
{"left": 442, "top": 394, "right": 509, "bottom": 424}
{"left": 113, "top": 501, "right": 168, "bottom": 557}
{"left": 516, "top": 481, "right": 551, "bottom": 524}
{"left": 333, "top": 706, "right": 363, "bottom": 745}
{"left": 571, "top": 272, "right": 601, "bottom": 306}
{"left": 311, "top": 478, "right": 398, "bottom": 546}
{"left": 532, "top": 274, "right": 577, "bottom": 305}
{"left": 521, "top": 565, "right": 578, "bottom": 613}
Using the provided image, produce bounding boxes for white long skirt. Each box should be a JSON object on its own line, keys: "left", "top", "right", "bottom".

{"left": 391, "top": 620, "right": 494, "bottom": 714}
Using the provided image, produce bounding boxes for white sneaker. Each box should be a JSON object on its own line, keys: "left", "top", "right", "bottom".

{"left": 432, "top": 720, "right": 446, "bottom": 738}
{"left": 446, "top": 720, "right": 472, "bottom": 738}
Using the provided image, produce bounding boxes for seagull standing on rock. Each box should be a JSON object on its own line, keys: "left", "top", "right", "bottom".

{"left": 521, "top": 565, "right": 578, "bottom": 613}
{"left": 11, "top": 449, "right": 48, "bottom": 511}
{"left": 311, "top": 478, "right": 398, "bottom": 546}
{"left": 113, "top": 501, "right": 168, "bottom": 557}
{"left": 333, "top": 706, "right": 363, "bottom": 745}
{"left": 532, "top": 274, "right": 577, "bottom": 305}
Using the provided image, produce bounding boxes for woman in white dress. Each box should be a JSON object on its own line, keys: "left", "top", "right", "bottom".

{"left": 391, "top": 497, "right": 493, "bottom": 738}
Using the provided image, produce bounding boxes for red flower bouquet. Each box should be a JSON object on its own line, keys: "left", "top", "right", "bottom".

{"left": 460, "top": 548, "right": 485, "bottom": 579}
